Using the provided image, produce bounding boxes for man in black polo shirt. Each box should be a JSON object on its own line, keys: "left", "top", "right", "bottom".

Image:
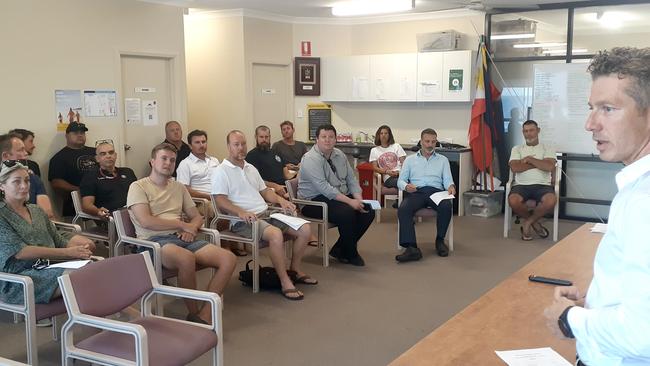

{"left": 80, "top": 141, "right": 137, "bottom": 219}
{"left": 162, "top": 120, "right": 191, "bottom": 177}
{"left": 246, "top": 125, "right": 291, "bottom": 198}
{"left": 48, "top": 122, "right": 98, "bottom": 217}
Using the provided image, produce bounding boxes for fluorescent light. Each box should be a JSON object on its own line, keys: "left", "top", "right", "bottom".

{"left": 331, "top": 0, "right": 414, "bottom": 17}
{"left": 490, "top": 33, "right": 535, "bottom": 40}
{"left": 513, "top": 42, "right": 567, "bottom": 48}
{"left": 543, "top": 48, "right": 588, "bottom": 55}
{"left": 581, "top": 11, "right": 637, "bottom": 29}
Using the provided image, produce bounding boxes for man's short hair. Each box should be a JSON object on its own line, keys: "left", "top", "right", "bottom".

{"left": 316, "top": 124, "right": 337, "bottom": 138}
{"left": 95, "top": 141, "right": 114, "bottom": 154}
{"left": 0, "top": 133, "right": 21, "bottom": 155}
{"left": 280, "top": 120, "right": 294, "bottom": 129}
{"left": 226, "top": 130, "right": 244, "bottom": 144}
{"left": 8, "top": 129, "right": 34, "bottom": 141}
{"left": 150, "top": 143, "right": 177, "bottom": 159}
{"left": 187, "top": 129, "right": 207, "bottom": 144}
{"left": 165, "top": 120, "right": 180, "bottom": 129}
{"left": 255, "top": 125, "right": 270, "bottom": 136}
{"left": 421, "top": 128, "right": 437, "bottom": 138}
{"left": 374, "top": 125, "right": 395, "bottom": 146}
{"left": 522, "top": 119, "right": 538, "bottom": 128}
{"left": 588, "top": 47, "right": 650, "bottom": 111}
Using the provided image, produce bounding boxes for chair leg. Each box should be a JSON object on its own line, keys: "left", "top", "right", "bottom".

{"left": 52, "top": 315, "right": 59, "bottom": 341}
{"left": 253, "top": 243, "right": 260, "bottom": 293}
{"left": 25, "top": 313, "right": 37, "bottom": 366}
{"left": 322, "top": 224, "right": 329, "bottom": 267}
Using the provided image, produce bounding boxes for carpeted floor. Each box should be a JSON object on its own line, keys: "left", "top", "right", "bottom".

{"left": 0, "top": 212, "right": 584, "bottom": 365}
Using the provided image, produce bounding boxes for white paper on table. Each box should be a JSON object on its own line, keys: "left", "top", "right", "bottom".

{"left": 362, "top": 200, "right": 381, "bottom": 210}
{"left": 269, "top": 213, "right": 309, "bottom": 231}
{"left": 48, "top": 260, "right": 91, "bottom": 269}
{"left": 591, "top": 223, "right": 607, "bottom": 233}
{"left": 495, "top": 347, "right": 572, "bottom": 366}
{"left": 429, "top": 191, "right": 454, "bottom": 205}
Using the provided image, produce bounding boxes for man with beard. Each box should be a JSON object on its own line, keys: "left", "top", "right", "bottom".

{"left": 395, "top": 128, "right": 455, "bottom": 262}
{"left": 507, "top": 119, "right": 557, "bottom": 241}
{"left": 246, "top": 125, "right": 291, "bottom": 198}
{"left": 272, "top": 120, "right": 308, "bottom": 173}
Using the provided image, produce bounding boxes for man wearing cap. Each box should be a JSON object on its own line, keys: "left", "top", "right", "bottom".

{"left": 48, "top": 122, "right": 97, "bottom": 218}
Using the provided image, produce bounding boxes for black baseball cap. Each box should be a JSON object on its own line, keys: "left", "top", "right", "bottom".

{"left": 66, "top": 122, "right": 88, "bottom": 133}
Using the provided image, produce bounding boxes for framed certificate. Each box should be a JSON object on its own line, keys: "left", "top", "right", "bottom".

{"left": 294, "top": 57, "right": 320, "bottom": 96}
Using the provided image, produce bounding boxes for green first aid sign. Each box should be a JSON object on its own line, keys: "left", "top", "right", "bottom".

{"left": 448, "top": 69, "right": 463, "bottom": 91}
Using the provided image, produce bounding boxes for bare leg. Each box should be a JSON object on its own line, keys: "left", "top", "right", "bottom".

{"left": 509, "top": 193, "right": 533, "bottom": 236}
{"left": 261, "top": 225, "right": 302, "bottom": 299}
{"left": 193, "top": 245, "right": 237, "bottom": 323}
{"left": 524, "top": 193, "right": 556, "bottom": 228}
{"left": 162, "top": 244, "right": 199, "bottom": 315}
{"left": 287, "top": 224, "right": 312, "bottom": 279}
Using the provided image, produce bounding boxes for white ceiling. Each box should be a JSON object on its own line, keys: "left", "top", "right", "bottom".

{"left": 142, "top": 0, "right": 595, "bottom": 18}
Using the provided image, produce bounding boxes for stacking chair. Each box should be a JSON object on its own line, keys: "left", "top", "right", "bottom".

{"left": 71, "top": 191, "right": 116, "bottom": 257}
{"left": 0, "top": 222, "right": 80, "bottom": 365}
{"left": 111, "top": 208, "right": 218, "bottom": 314}
{"left": 58, "top": 252, "right": 223, "bottom": 366}
{"left": 395, "top": 189, "right": 454, "bottom": 251}
{"left": 285, "top": 178, "right": 333, "bottom": 267}
{"left": 191, "top": 197, "right": 211, "bottom": 227}
{"left": 503, "top": 162, "right": 562, "bottom": 242}
{"left": 373, "top": 173, "right": 398, "bottom": 223}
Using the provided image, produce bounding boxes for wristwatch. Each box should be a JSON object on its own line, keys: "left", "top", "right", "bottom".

{"left": 558, "top": 306, "right": 575, "bottom": 338}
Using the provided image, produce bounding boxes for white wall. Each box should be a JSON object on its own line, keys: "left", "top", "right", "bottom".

{"left": 0, "top": 0, "right": 187, "bottom": 181}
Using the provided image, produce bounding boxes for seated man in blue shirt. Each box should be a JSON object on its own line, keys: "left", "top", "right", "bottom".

{"left": 396, "top": 128, "right": 456, "bottom": 262}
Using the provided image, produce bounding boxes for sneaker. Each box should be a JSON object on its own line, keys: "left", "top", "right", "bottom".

{"left": 36, "top": 318, "right": 52, "bottom": 327}
{"left": 435, "top": 239, "right": 449, "bottom": 257}
{"left": 395, "top": 247, "right": 422, "bottom": 263}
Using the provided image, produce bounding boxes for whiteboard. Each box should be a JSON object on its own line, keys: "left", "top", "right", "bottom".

{"left": 532, "top": 63, "right": 597, "bottom": 155}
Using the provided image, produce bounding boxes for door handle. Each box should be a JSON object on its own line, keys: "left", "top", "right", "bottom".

{"left": 124, "top": 144, "right": 132, "bottom": 151}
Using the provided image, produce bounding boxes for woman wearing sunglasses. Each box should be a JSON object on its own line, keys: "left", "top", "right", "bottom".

{"left": 0, "top": 161, "right": 95, "bottom": 305}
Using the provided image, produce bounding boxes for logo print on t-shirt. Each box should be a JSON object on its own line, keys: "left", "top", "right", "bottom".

{"left": 377, "top": 152, "right": 398, "bottom": 170}
{"left": 275, "top": 155, "right": 281, "bottom": 163}
{"left": 77, "top": 155, "right": 98, "bottom": 172}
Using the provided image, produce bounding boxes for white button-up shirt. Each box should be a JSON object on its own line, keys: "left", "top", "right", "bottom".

{"left": 569, "top": 154, "right": 650, "bottom": 366}
{"left": 176, "top": 153, "right": 220, "bottom": 194}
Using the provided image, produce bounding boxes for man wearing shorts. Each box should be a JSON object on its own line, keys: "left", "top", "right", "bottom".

{"left": 508, "top": 120, "right": 557, "bottom": 241}
{"left": 127, "top": 143, "right": 236, "bottom": 324}
{"left": 212, "top": 130, "right": 316, "bottom": 301}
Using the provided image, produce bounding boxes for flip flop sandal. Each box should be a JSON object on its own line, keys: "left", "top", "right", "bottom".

{"left": 520, "top": 226, "right": 533, "bottom": 241}
{"left": 307, "top": 240, "right": 319, "bottom": 247}
{"left": 281, "top": 288, "right": 304, "bottom": 301}
{"left": 294, "top": 275, "right": 318, "bottom": 285}
{"left": 532, "top": 223, "right": 550, "bottom": 238}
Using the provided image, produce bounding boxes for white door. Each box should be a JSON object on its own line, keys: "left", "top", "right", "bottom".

{"left": 252, "top": 63, "right": 290, "bottom": 141}
{"left": 120, "top": 55, "right": 173, "bottom": 178}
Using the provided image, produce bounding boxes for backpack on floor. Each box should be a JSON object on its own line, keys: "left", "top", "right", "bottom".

{"left": 238, "top": 260, "right": 297, "bottom": 290}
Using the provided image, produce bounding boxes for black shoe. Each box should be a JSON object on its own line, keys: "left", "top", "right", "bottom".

{"left": 392, "top": 201, "right": 399, "bottom": 209}
{"left": 347, "top": 255, "right": 365, "bottom": 266}
{"left": 435, "top": 239, "right": 449, "bottom": 257}
{"left": 329, "top": 246, "right": 350, "bottom": 264}
{"left": 395, "top": 246, "right": 422, "bottom": 262}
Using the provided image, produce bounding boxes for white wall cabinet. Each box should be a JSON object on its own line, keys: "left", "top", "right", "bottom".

{"left": 321, "top": 50, "right": 472, "bottom": 102}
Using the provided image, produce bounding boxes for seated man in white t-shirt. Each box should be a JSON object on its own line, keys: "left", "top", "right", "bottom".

{"left": 508, "top": 120, "right": 557, "bottom": 241}
{"left": 211, "top": 130, "right": 316, "bottom": 301}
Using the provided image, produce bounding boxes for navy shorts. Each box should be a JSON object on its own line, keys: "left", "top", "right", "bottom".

{"left": 509, "top": 184, "right": 554, "bottom": 203}
{"left": 147, "top": 233, "right": 211, "bottom": 253}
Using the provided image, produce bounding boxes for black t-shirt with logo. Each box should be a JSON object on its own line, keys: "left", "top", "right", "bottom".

{"left": 245, "top": 147, "right": 286, "bottom": 185}
{"left": 48, "top": 146, "right": 98, "bottom": 216}
{"left": 79, "top": 167, "right": 137, "bottom": 212}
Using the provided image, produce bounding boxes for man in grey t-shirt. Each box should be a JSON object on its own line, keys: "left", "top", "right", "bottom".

{"left": 272, "top": 120, "right": 308, "bottom": 173}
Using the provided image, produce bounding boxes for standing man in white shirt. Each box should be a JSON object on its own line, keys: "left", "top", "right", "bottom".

{"left": 545, "top": 47, "right": 650, "bottom": 366}
{"left": 212, "top": 130, "right": 316, "bottom": 301}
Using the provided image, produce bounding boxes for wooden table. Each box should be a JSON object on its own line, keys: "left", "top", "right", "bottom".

{"left": 389, "top": 224, "right": 602, "bottom": 365}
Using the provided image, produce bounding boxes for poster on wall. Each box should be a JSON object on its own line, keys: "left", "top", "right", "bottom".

{"left": 54, "top": 89, "right": 83, "bottom": 132}
{"left": 124, "top": 98, "right": 141, "bottom": 124}
{"left": 294, "top": 57, "right": 320, "bottom": 96}
{"left": 142, "top": 100, "right": 159, "bottom": 126}
{"left": 84, "top": 90, "right": 118, "bottom": 117}
{"left": 448, "top": 69, "right": 464, "bottom": 91}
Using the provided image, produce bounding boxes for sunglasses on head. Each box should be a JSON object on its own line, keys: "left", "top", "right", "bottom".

{"left": 95, "top": 139, "right": 114, "bottom": 147}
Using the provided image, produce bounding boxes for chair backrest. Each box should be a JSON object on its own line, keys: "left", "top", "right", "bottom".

{"left": 67, "top": 253, "right": 154, "bottom": 317}
{"left": 71, "top": 190, "right": 83, "bottom": 214}
{"left": 113, "top": 208, "right": 137, "bottom": 239}
{"left": 285, "top": 178, "right": 298, "bottom": 201}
